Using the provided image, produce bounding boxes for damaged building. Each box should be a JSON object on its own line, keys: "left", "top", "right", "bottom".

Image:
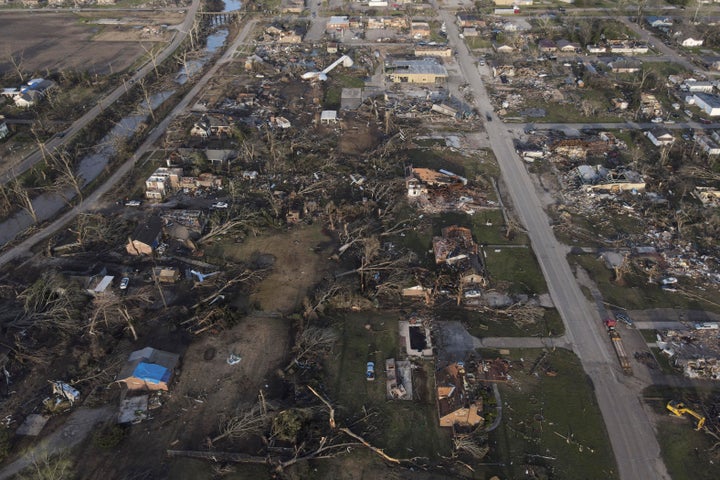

{"left": 433, "top": 226, "right": 477, "bottom": 265}
{"left": 386, "top": 59, "right": 448, "bottom": 85}
{"left": 436, "top": 362, "right": 484, "bottom": 429}
{"left": 658, "top": 329, "right": 720, "bottom": 380}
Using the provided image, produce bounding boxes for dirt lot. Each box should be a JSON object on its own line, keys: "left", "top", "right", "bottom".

{"left": 206, "top": 224, "right": 334, "bottom": 314}
{"left": 0, "top": 13, "right": 176, "bottom": 75}
{"left": 75, "top": 314, "right": 290, "bottom": 479}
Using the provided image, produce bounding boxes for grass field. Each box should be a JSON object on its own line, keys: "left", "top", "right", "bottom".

{"left": 406, "top": 148, "right": 501, "bottom": 184}
{"left": 643, "top": 386, "right": 720, "bottom": 480}
{"left": 325, "top": 313, "right": 452, "bottom": 460}
{"left": 322, "top": 324, "right": 610, "bottom": 478}
{"left": 446, "top": 306, "right": 564, "bottom": 337}
{"left": 487, "top": 348, "right": 618, "bottom": 480}
{"left": 569, "top": 254, "right": 720, "bottom": 314}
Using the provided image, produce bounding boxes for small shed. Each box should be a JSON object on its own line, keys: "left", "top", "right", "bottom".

{"left": 87, "top": 275, "right": 115, "bottom": 295}
{"left": 320, "top": 110, "right": 338, "bottom": 125}
{"left": 118, "top": 347, "right": 180, "bottom": 391}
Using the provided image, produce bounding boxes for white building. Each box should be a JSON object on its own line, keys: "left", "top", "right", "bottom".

{"left": 0, "top": 116, "right": 8, "bottom": 140}
{"left": 320, "top": 110, "right": 338, "bottom": 125}
{"left": 695, "top": 135, "right": 720, "bottom": 155}
{"left": 680, "top": 37, "right": 704, "bottom": 47}
{"left": 683, "top": 81, "right": 715, "bottom": 93}
{"left": 693, "top": 93, "right": 720, "bottom": 117}
{"left": 645, "top": 128, "right": 675, "bottom": 147}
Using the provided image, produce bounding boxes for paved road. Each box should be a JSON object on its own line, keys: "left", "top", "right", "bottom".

{"left": 0, "top": 18, "right": 258, "bottom": 268}
{"left": 441, "top": 9, "right": 670, "bottom": 480}
{"left": 634, "top": 321, "right": 685, "bottom": 330}
{"left": 475, "top": 336, "right": 573, "bottom": 350}
{"left": 513, "top": 121, "right": 719, "bottom": 131}
{"left": 618, "top": 16, "right": 699, "bottom": 74}
{"left": 0, "top": 0, "right": 201, "bottom": 185}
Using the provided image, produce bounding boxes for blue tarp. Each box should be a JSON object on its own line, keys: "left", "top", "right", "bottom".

{"left": 132, "top": 362, "right": 170, "bottom": 385}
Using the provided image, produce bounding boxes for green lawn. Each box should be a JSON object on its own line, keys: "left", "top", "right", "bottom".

{"left": 483, "top": 246, "right": 548, "bottom": 295}
{"left": 406, "top": 148, "right": 500, "bottom": 184}
{"left": 488, "top": 348, "right": 618, "bottom": 480}
{"left": 325, "top": 313, "right": 452, "bottom": 460}
{"left": 643, "top": 386, "right": 720, "bottom": 480}
{"left": 447, "top": 306, "right": 564, "bottom": 337}
{"left": 569, "top": 254, "right": 720, "bottom": 314}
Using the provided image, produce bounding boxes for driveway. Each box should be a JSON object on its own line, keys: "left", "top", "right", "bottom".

{"left": 0, "top": 407, "right": 112, "bottom": 480}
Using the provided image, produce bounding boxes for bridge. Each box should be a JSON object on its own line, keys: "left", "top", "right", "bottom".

{"left": 197, "top": 9, "right": 242, "bottom": 26}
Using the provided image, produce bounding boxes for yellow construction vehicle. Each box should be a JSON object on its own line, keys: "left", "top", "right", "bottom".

{"left": 666, "top": 401, "right": 706, "bottom": 431}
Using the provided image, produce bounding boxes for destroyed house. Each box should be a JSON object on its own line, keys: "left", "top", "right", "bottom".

{"left": 694, "top": 187, "right": 720, "bottom": 205}
{"left": 411, "top": 167, "right": 463, "bottom": 187}
{"left": 190, "top": 115, "right": 232, "bottom": 138}
{"left": 585, "top": 169, "right": 646, "bottom": 193}
{"left": 436, "top": 363, "right": 483, "bottom": 428}
{"left": 152, "top": 267, "right": 181, "bottom": 283}
{"left": 432, "top": 226, "right": 477, "bottom": 265}
{"left": 551, "top": 139, "right": 589, "bottom": 159}
{"left": 161, "top": 209, "right": 205, "bottom": 234}
{"left": 411, "top": 21, "right": 431, "bottom": 39}
{"left": 456, "top": 13, "right": 485, "bottom": 28}
{"left": 118, "top": 347, "right": 180, "bottom": 391}
{"left": 406, "top": 167, "right": 464, "bottom": 197}
{"left": 658, "top": 330, "right": 720, "bottom": 380}
{"left": 126, "top": 216, "right": 163, "bottom": 256}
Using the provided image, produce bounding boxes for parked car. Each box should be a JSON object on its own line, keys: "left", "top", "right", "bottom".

{"left": 464, "top": 289, "right": 482, "bottom": 298}
{"left": 615, "top": 312, "right": 633, "bottom": 327}
{"left": 119, "top": 277, "right": 130, "bottom": 290}
{"left": 124, "top": 200, "right": 142, "bottom": 207}
{"left": 366, "top": 362, "right": 375, "bottom": 381}
{"left": 211, "top": 202, "right": 229, "bottom": 209}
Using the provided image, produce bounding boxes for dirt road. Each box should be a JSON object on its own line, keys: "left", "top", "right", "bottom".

{"left": 0, "top": 407, "right": 112, "bottom": 480}
{"left": 440, "top": 7, "right": 671, "bottom": 480}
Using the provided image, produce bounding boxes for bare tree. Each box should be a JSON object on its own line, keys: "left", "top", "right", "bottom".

{"left": 49, "top": 150, "right": 84, "bottom": 202}
{"left": 139, "top": 42, "right": 161, "bottom": 78}
{"left": 14, "top": 272, "right": 86, "bottom": 334}
{"left": 16, "top": 449, "right": 73, "bottom": 480}
{"left": 211, "top": 402, "right": 270, "bottom": 445}
{"left": 453, "top": 434, "right": 490, "bottom": 460}
{"left": 137, "top": 78, "right": 156, "bottom": 123}
{"left": 198, "top": 210, "right": 263, "bottom": 244}
{"left": 7, "top": 49, "right": 26, "bottom": 83}
{"left": 11, "top": 177, "right": 38, "bottom": 224}
{"left": 284, "top": 326, "right": 339, "bottom": 371}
